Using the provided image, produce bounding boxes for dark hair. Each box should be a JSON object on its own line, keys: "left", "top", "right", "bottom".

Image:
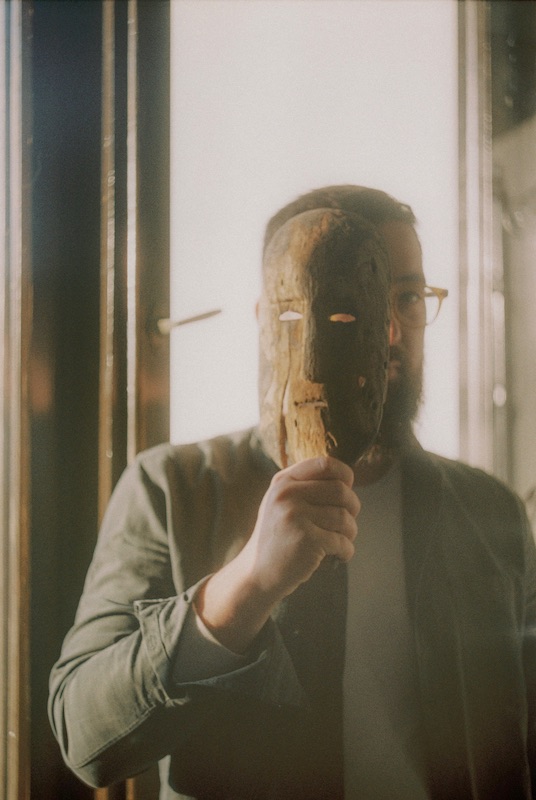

{"left": 263, "top": 184, "right": 416, "bottom": 256}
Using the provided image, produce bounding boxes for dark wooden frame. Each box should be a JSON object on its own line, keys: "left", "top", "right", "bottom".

{"left": 0, "top": 1, "right": 169, "bottom": 797}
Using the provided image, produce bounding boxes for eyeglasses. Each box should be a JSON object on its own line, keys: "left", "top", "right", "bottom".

{"left": 391, "top": 284, "right": 448, "bottom": 328}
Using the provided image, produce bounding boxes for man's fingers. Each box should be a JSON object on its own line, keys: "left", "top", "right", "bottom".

{"left": 282, "top": 455, "right": 355, "bottom": 488}
{"left": 308, "top": 506, "right": 358, "bottom": 540}
{"left": 273, "top": 458, "right": 360, "bottom": 519}
{"left": 300, "top": 481, "right": 361, "bottom": 517}
{"left": 274, "top": 477, "right": 360, "bottom": 519}
{"left": 314, "top": 528, "right": 356, "bottom": 562}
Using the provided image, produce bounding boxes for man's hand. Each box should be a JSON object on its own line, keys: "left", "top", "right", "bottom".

{"left": 194, "top": 457, "right": 359, "bottom": 653}
{"left": 242, "top": 456, "right": 359, "bottom": 598}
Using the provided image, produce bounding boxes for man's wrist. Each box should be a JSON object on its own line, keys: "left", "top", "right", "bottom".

{"left": 194, "top": 555, "right": 280, "bottom": 654}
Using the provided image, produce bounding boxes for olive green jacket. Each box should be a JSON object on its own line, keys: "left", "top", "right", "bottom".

{"left": 49, "top": 429, "right": 536, "bottom": 799}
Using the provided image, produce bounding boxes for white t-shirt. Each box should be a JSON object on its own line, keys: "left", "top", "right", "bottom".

{"left": 344, "top": 464, "right": 429, "bottom": 799}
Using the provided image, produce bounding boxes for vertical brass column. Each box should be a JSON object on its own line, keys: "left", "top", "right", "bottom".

{"left": 458, "top": 0, "right": 496, "bottom": 471}
{"left": 98, "top": 0, "right": 117, "bottom": 524}
{"left": 0, "top": 1, "right": 32, "bottom": 798}
{"left": 95, "top": 1, "right": 169, "bottom": 798}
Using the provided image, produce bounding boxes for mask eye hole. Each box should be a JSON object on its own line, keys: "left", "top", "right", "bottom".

{"left": 329, "top": 313, "right": 356, "bottom": 323}
{"left": 279, "top": 310, "right": 303, "bottom": 321}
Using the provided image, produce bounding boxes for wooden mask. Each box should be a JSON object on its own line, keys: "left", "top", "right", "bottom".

{"left": 258, "top": 208, "right": 391, "bottom": 468}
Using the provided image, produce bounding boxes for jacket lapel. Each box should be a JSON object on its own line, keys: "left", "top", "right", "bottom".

{"left": 402, "top": 448, "right": 530, "bottom": 799}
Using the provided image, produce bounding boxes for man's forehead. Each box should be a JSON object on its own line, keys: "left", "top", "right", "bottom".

{"left": 378, "top": 220, "right": 422, "bottom": 280}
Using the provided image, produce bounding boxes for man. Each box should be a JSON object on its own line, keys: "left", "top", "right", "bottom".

{"left": 49, "top": 186, "right": 536, "bottom": 799}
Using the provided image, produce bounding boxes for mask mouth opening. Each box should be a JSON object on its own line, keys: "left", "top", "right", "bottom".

{"left": 280, "top": 371, "right": 335, "bottom": 466}
{"left": 295, "top": 400, "right": 328, "bottom": 409}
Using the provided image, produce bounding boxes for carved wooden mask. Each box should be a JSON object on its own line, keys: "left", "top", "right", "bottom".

{"left": 258, "top": 208, "right": 391, "bottom": 468}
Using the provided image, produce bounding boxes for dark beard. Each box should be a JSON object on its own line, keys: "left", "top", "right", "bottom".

{"left": 377, "top": 354, "right": 422, "bottom": 450}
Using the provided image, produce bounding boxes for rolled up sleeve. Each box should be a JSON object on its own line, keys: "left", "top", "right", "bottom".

{"left": 48, "top": 445, "right": 304, "bottom": 788}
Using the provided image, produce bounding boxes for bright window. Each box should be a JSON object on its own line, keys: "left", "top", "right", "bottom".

{"left": 170, "top": 0, "right": 459, "bottom": 459}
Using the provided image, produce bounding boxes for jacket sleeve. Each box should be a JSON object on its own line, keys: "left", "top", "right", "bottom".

{"left": 48, "top": 449, "right": 305, "bottom": 788}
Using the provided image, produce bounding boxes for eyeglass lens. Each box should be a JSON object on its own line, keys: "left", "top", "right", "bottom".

{"left": 393, "top": 289, "right": 441, "bottom": 328}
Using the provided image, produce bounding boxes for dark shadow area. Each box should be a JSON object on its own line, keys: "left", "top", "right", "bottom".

{"left": 30, "top": 2, "right": 102, "bottom": 797}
